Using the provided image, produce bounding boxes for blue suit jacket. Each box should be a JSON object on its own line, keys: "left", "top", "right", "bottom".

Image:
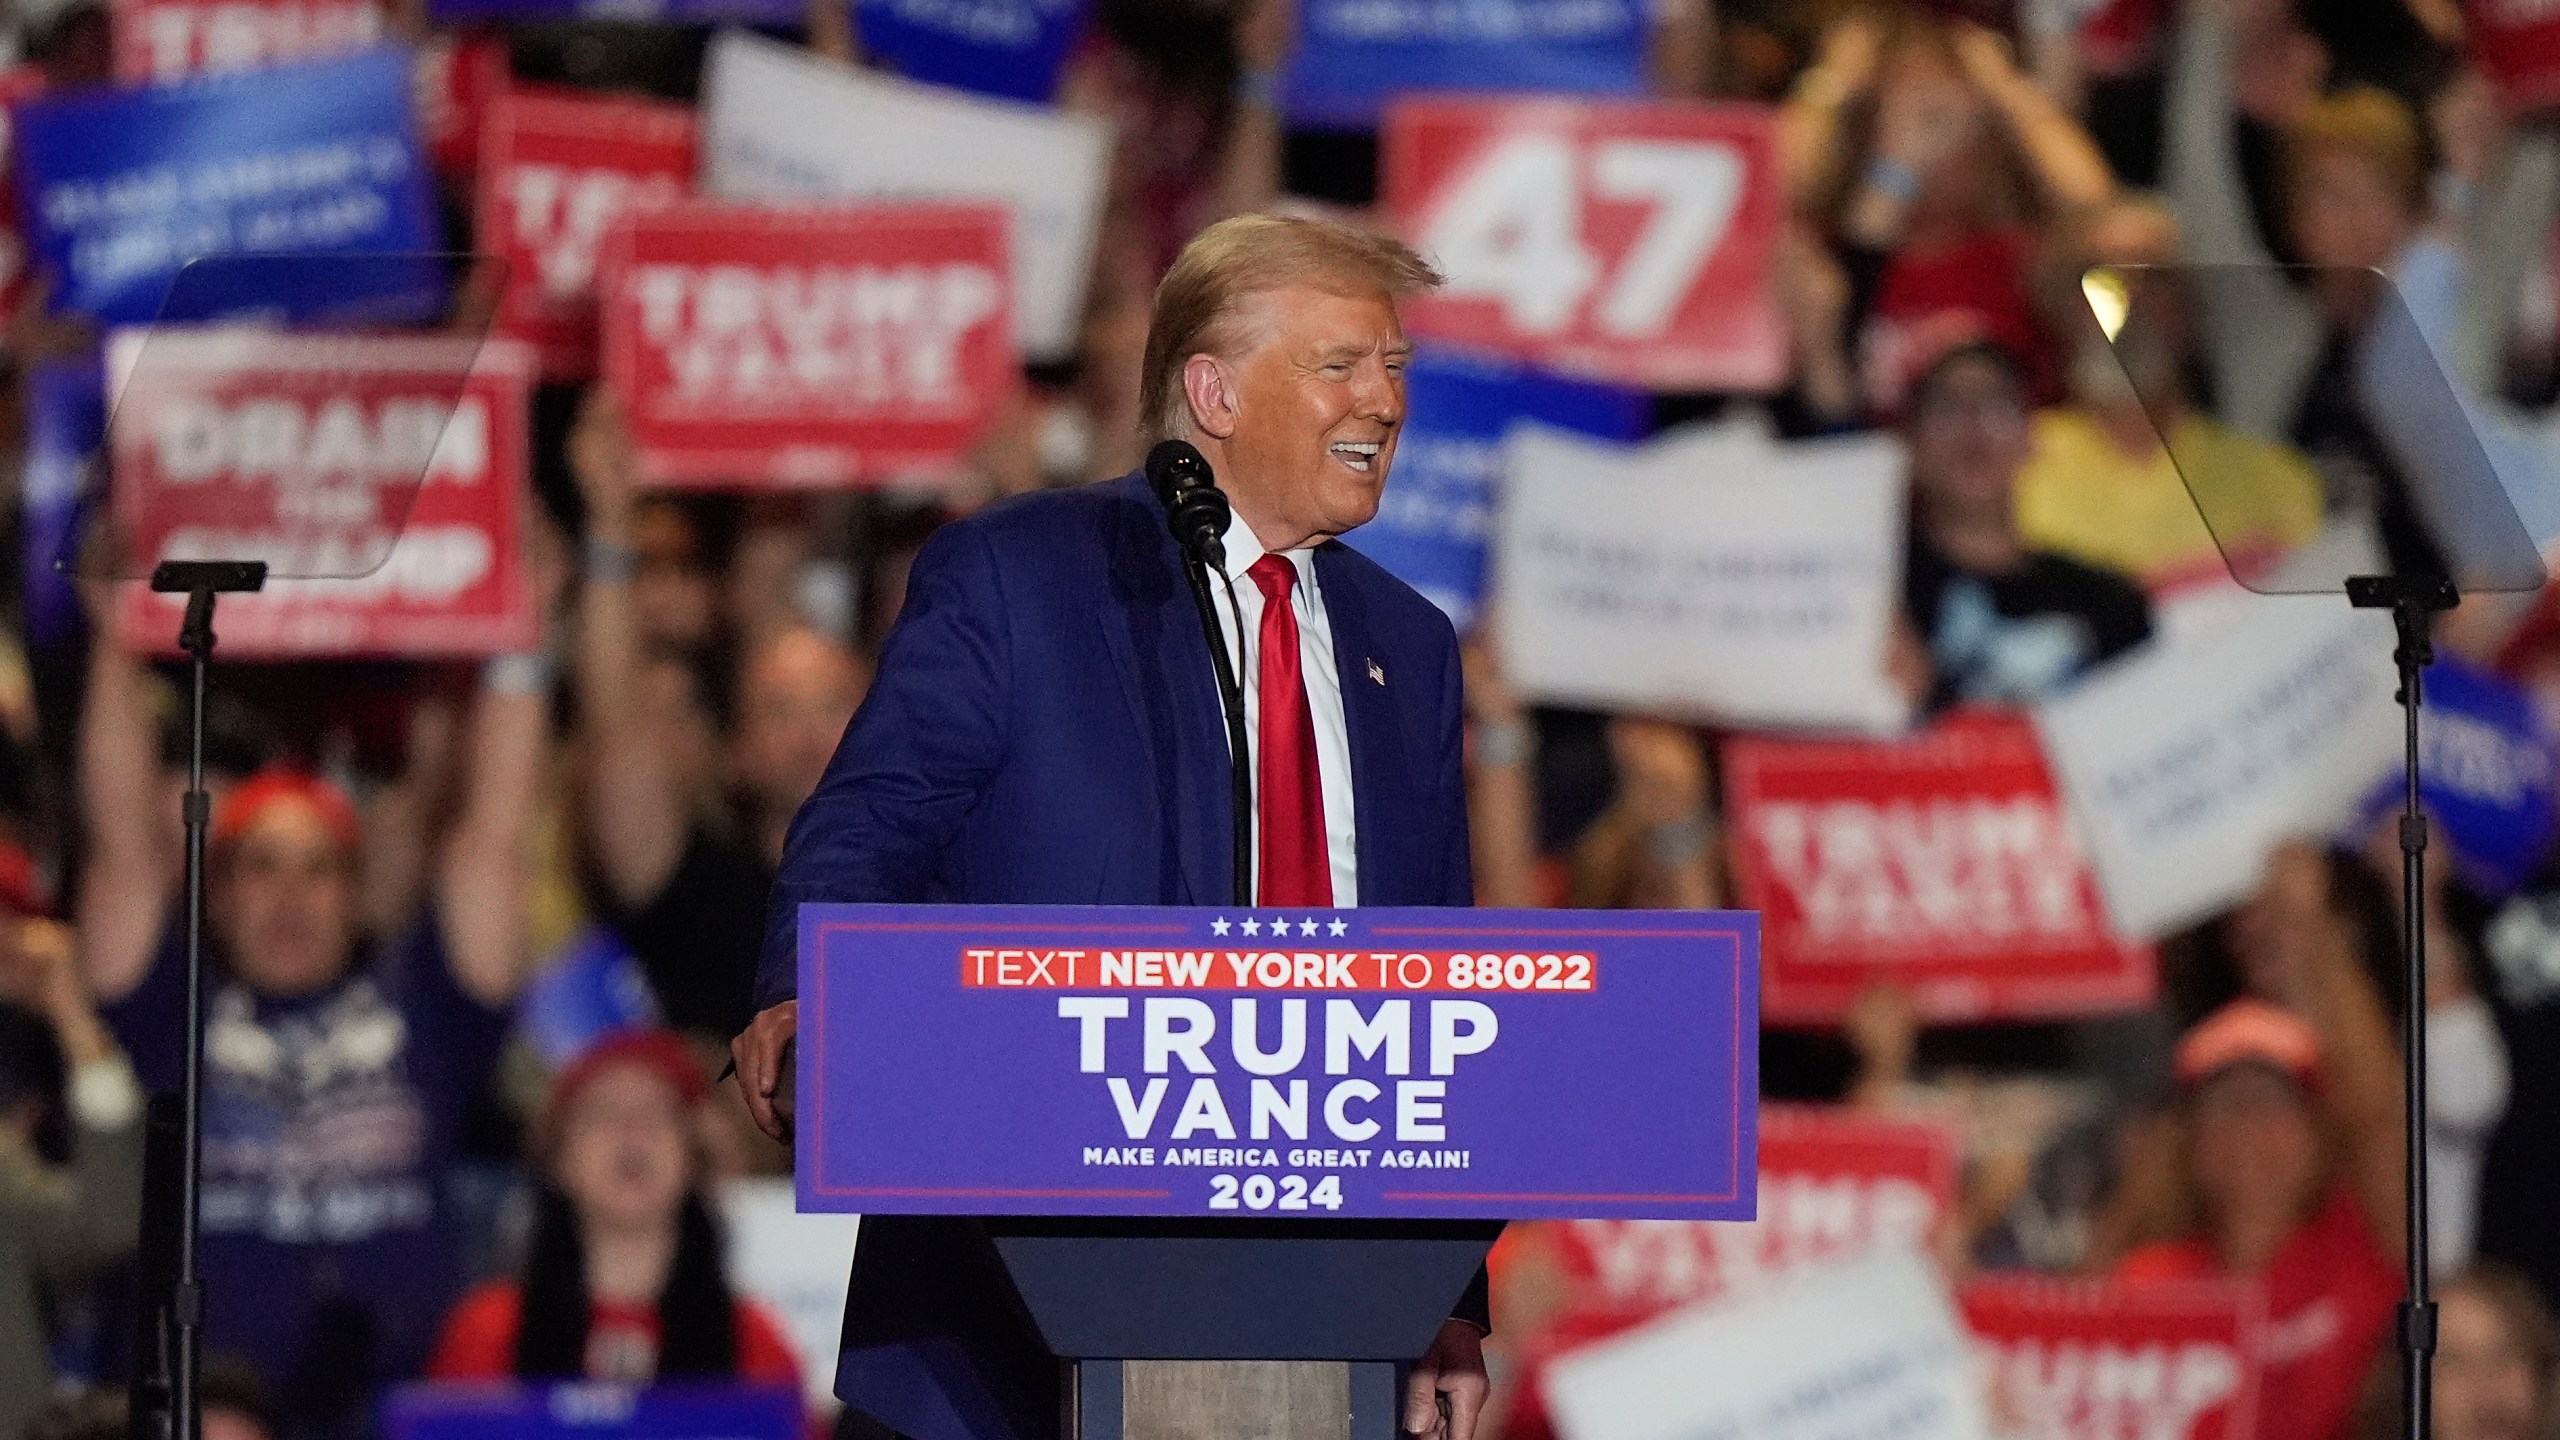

{"left": 755, "top": 469, "right": 1472, "bottom": 1009}
{"left": 756, "top": 470, "right": 1475, "bottom": 1440}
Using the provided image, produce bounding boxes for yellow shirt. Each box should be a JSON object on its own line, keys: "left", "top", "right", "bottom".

{"left": 2017, "top": 408, "right": 2326, "bottom": 588}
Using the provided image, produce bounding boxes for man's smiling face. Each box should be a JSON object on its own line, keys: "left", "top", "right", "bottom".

{"left": 1214, "top": 284, "right": 1413, "bottom": 550}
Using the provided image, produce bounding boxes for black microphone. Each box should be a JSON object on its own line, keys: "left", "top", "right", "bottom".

{"left": 1146, "top": 439, "right": 1230, "bottom": 570}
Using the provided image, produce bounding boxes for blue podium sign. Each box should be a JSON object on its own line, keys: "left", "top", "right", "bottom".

{"left": 384, "top": 1383, "right": 799, "bottom": 1440}
{"left": 796, "top": 904, "right": 1759, "bottom": 1222}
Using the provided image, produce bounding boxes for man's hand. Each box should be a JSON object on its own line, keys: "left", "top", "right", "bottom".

{"left": 1403, "top": 1318, "right": 1488, "bottom": 1440}
{"left": 731, "top": 1000, "right": 799, "bottom": 1144}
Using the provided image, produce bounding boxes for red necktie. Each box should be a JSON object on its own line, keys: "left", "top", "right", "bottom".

{"left": 1248, "top": 555, "right": 1330, "bottom": 907}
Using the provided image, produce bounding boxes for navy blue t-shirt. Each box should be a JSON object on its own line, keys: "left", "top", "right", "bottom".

{"left": 105, "top": 910, "right": 509, "bottom": 1416}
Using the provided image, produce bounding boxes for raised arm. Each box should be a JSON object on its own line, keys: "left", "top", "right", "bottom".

{"left": 2244, "top": 843, "right": 2407, "bottom": 1260}
{"left": 569, "top": 390, "right": 691, "bottom": 912}
{"left": 733, "top": 517, "right": 1013, "bottom": 1140}
{"left": 1461, "top": 636, "right": 1539, "bottom": 909}
{"left": 1950, "top": 24, "right": 2116, "bottom": 214}
{"left": 74, "top": 621, "right": 175, "bottom": 1005}
{"left": 434, "top": 653, "right": 552, "bottom": 1010}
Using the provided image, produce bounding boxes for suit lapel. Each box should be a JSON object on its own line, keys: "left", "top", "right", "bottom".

{"left": 1316, "top": 543, "right": 1398, "bottom": 906}
{"left": 1101, "top": 475, "right": 1230, "bottom": 905}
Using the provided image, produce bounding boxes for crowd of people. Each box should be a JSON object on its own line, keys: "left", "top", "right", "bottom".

{"left": 1, "top": 0, "right": 2559, "bottom": 1438}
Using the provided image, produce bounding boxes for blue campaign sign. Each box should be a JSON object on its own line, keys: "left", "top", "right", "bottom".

{"left": 15, "top": 48, "right": 443, "bottom": 325}
{"left": 1346, "top": 348, "right": 1644, "bottom": 631}
{"left": 386, "top": 1383, "right": 799, "bottom": 1440}
{"left": 1283, "top": 0, "right": 1647, "bottom": 130}
{"left": 2352, "top": 658, "right": 2560, "bottom": 897}
{"left": 856, "top": 0, "right": 1089, "bottom": 103}
{"left": 22, "top": 356, "right": 101, "bottom": 648}
{"left": 798, "top": 904, "right": 1760, "bottom": 1221}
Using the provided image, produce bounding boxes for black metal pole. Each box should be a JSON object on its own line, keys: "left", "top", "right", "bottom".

{"left": 171, "top": 587, "right": 214, "bottom": 1440}
{"left": 146, "top": 559, "right": 264, "bottom": 1440}
{"left": 1183, "top": 556, "right": 1254, "bottom": 908}
{"left": 2348, "top": 572, "right": 2453, "bottom": 1440}
{"left": 2390, "top": 596, "right": 2436, "bottom": 1440}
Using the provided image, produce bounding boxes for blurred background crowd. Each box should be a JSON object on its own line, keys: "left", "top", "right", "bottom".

{"left": 4, "top": 0, "right": 2560, "bottom": 1437}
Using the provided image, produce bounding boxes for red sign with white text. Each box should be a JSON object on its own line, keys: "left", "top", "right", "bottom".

{"left": 1499, "top": 1104, "right": 1959, "bottom": 1440}
{"left": 1725, "top": 712, "right": 2156, "bottom": 1026}
{"left": 112, "top": 334, "right": 538, "bottom": 659}
{"left": 110, "top": 0, "right": 381, "bottom": 82}
{"left": 1964, "top": 1277, "right": 2266, "bottom": 1440}
{"left": 478, "top": 91, "right": 695, "bottom": 380}
{"left": 1383, "top": 96, "right": 1785, "bottom": 391}
{"left": 600, "top": 204, "right": 1013, "bottom": 488}
{"left": 1542, "top": 1104, "right": 1959, "bottom": 1319}
{"left": 2473, "top": 0, "right": 2560, "bottom": 111}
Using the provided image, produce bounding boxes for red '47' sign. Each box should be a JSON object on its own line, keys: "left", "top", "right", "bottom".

{"left": 1383, "top": 97, "right": 1785, "bottom": 391}
{"left": 2472, "top": 0, "right": 2560, "bottom": 110}
{"left": 478, "top": 91, "right": 696, "bottom": 380}
{"left": 111, "top": 333, "right": 537, "bottom": 659}
{"left": 1964, "top": 1277, "right": 2266, "bottom": 1440}
{"left": 600, "top": 204, "right": 1014, "bottom": 488}
{"left": 110, "top": 0, "right": 380, "bottom": 82}
{"left": 1724, "top": 711, "right": 2156, "bottom": 1026}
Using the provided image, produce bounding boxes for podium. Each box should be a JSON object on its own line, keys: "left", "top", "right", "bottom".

{"left": 794, "top": 904, "right": 1760, "bottom": 1440}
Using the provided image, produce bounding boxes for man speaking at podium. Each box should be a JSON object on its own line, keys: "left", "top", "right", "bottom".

{"left": 731, "top": 215, "right": 1489, "bottom": 1440}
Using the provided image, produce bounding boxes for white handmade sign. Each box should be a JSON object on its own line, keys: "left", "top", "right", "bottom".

{"left": 699, "top": 29, "right": 1105, "bottom": 361}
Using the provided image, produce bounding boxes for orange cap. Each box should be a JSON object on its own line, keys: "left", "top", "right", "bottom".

{"left": 210, "top": 768, "right": 362, "bottom": 859}
{"left": 2173, "top": 998, "right": 2325, "bottom": 1089}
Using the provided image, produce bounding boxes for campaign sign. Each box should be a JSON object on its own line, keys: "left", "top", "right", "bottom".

{"left": 2472, "top": 0, "right": 2560, "bottom": 111}
{"left": 1545, "top": 1247, "right": 1989, "bottom": 1440}
{"left": 110, "top": 332, "right": 538, "bottom": 658}
{"left": 1284, "top": 0, "right": 1645, "bottom": 130}
{"left": 478, "top": 92, "right": 695, "bottom": 381}
{"left": 111, "top": 0, "right": 383, "bottom": 83}
{"left": 2352, "top": 657, "right": 2560, "bottom": 897}
{"left": 1963, "top": 1277, "right": 2265, "bottom": 1440}
{"left": 796, "top": 904, "right": 1760, "bottom": 1220}
{"left": 15, "top": 48, "right": 441, "bottom": 325}
{"left": 23, "top": 357, "right": 103, "bottom": 648}
{"left": 1385, "top": 97, "right": 1785, "bottom": 392}
{"left": 1543, "top": 1104, "right": 1956, "bottom": 1319}
{"left": 1725, "top": 712, "right": 2157, "bottom": 1026}
{"left": 1343, "top": 347, "right": 1644, "bottom": 631}
{"left": 385, "top": 1382, "right": 799, "bottom": 1440}
{"left": 601, "top": 203, "right": 1013, "bottom": 487}
{"left": 856, "top": 0, "right": 1088, "bottom": 103}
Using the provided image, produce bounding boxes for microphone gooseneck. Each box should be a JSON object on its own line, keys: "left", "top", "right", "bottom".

{"left": 1144, "top": 438, "right": 1254, "bottom": 908}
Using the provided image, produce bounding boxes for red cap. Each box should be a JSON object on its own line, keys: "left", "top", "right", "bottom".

{"left": 211, "top": 769, "right": 362, "bottom": 859}
{"left": 2174, "top": 998, "right": 2325, "bottom": 1090}
{"left": 542, "top": 1028, "right": 710, "bottom": 1152}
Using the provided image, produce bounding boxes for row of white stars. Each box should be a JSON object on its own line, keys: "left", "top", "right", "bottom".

{"left": 1209, "top": 915, "right": 1349, "bottom": 938}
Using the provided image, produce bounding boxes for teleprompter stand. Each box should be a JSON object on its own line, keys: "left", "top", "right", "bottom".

{"left": 2346, "top": 572, "right": 2458, "bottom": 1440}
{"left": 2083, "top": 260, "right": 2555, "bottom": 1440}
{"left": 126, "top": 560, "right": 264, "bottom": 1440}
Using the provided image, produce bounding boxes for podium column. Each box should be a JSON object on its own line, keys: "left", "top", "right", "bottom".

{"left": 1071, "top": 1360, "right": 1400, "bottom": 1440}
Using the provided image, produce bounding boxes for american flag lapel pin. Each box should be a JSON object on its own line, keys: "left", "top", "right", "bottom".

{"left": 1367, "top": 657, "right": 1385, "bottom": 686}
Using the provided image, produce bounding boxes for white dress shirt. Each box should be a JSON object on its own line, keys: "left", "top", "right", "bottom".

{"left": 1208, "top": 512, "right": 1359, "bottom": 907}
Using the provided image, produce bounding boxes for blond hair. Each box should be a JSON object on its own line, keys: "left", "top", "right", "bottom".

{"left": 2289, "top": 87, "right": 2429, "bottom": 216}
{"left": 1139, "top": 214, "right": 1442, "bottom": 440}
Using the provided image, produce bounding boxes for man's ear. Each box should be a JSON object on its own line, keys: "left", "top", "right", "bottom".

{"left": 1182, "top": 353, "right": 1240, "bottom": 441}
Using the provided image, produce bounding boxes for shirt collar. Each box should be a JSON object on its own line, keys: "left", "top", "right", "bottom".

{"left": 1217, "top": 510, "right": 1317, "bottom": 588}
